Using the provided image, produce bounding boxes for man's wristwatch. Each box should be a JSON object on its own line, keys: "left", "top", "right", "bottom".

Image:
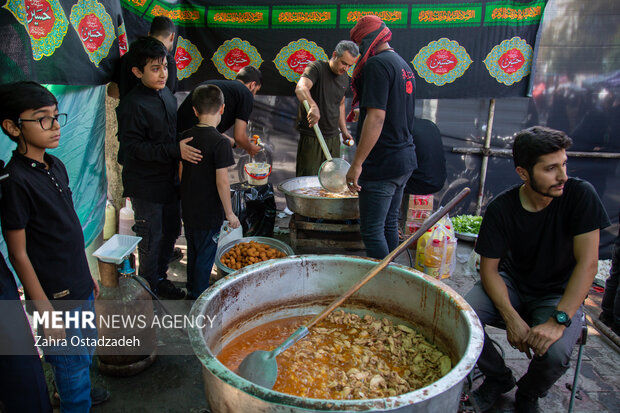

{"left": 551, "top": 310, "right": 572, "bottom": 327}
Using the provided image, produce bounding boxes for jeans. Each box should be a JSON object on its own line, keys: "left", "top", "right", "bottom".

{"left": 601, "top": 243, "right": 620, "bottom": 330}
{"left": 131, "top": 198, "right": 181, "bottom": 290}
{"left": 185, "top": 226, "right": 219, "bottom": 299}
{"left": 358, "top": 173, "right": 409, "bottom": 259}
{"left": 42, "top": 292, "right": 97, "bottom": 413}
{"left": 464, "top": 273, "right": 583, "bottom": 399}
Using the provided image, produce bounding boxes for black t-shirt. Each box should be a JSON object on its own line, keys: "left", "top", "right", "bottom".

{"left": 355, "top": 51, "right": 417, "bottom": 181}
{"left": 180, "top": 126, "right": 235, "bottom": 230}
{"left": 405, "top": 118, "right": 446, "bottom": 195}
{"left": 475, "top": 178, "right": 610, "bottom": 296}
{"left": 112, "top": 51, "right": 177, "bottom": 99}
{"left": 297, "top": 60, "right": 349, "bottom": 137}
{"left": 117, "top": 83, "right": 181, "bottom": 203}
{"left": 177, "top": 80, "right": 253, "bottom": 135}
{"left": 0, "top": 152, "right": 93, "bottom": 301}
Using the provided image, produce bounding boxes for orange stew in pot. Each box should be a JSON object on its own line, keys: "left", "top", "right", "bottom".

{"left": 218, "top": 311, "right": 451, "bottom": 400}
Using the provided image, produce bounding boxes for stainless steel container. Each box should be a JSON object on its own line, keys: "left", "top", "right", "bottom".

{"left": 189, "top": 255, "right": 483, "bottom": 412}
{"left": 214, "top": 236, "right": 295, "bottom": 278}
{"left": 277, "top": 176, "right": 359, "bottom": 220}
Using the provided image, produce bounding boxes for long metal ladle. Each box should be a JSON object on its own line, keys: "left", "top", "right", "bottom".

{"left": 302, "top": 100, "right": 351, "bottom": 193}
{"left": 237, "top": 187, "right": 471, "bottom": 389}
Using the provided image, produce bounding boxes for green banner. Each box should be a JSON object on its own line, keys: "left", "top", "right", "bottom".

{"left": 272, "top": 5, "right": 338, "bottom": 28}
{"left": 145, "top": 1, "right": 205, "bottom": 27}
{"left": 484, "top": 1, "right": 546, "bottom": 26}
{"left": 339, "top": 4, "right": 408, "bottom": 28}
{"left": 120, "top": 0, "right": 152, "bottom": 15}
{"left": 411, "top": 3, "right": 482, "bottom": 27}
{"left": 207, "top": 6, "right": 269, "bottom": 28}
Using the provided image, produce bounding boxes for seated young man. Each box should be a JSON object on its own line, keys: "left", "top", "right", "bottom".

{"left": 466, "top": 126, "right": 610, "bottom": 412}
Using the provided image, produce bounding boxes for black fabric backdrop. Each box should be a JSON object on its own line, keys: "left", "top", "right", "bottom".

{"left": 0, "top": 0, "right": 548, "bottom": 98}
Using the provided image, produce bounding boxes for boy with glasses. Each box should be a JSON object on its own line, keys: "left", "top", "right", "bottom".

{"left": 0, "top": 81, "right": 109, "bottom": 412}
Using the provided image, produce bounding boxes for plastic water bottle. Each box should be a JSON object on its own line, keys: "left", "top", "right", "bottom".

{"left": 414, "top": 228, "right": 433, "bottom": 271}
{"left": 119, "top": 198, "right": 135, "bottom": 236}
{"left": 423, "top": 239, "right": 444, "bottom": 278}
{"left": 103, "top": 200, "right": 117, "bottom": 240}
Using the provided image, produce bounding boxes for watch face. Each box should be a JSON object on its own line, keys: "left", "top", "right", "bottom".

{"left": 556, "top": 312, "right": 568, "bottom": 323}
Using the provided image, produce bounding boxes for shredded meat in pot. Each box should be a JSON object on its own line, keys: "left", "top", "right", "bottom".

{"left": 218, "top": 310, "right": 452, "bottom": 400}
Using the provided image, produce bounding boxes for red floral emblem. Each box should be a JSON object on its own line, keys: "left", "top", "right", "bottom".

{"left": 287, "top": 49, "right": 315, "bottom": 75}
{"left": 426, "top": 49, "right": 457, "bottom": 75}
{"left": 175, "top": 47, "right": 192, "bottom": 71}
{"left": 224, "top": 48, "right": 250, "bottom": 72}
{"left": 25, "top": 0, "right": 55, "bottom": 40}
{"left": 498, "top": 49, "right": 525, "bottom": 74}
{"left": 78, "top": 14, "right": 104, "bottom": 52}
{"left": 406, "top": 80, "right": 413, "bottom": 94}
{"left": 118, "top": 33, "right": 127, "bottom": 56}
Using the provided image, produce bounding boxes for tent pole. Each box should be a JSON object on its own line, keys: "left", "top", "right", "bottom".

{"left": 476, "top": 98, "right": 495, "bottom": 216}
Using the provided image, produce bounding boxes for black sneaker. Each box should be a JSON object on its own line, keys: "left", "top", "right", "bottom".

{"left": 169, "top": 247, "right": 183, "bottom": 264}
{"left": 470, "top": 374, "right": 516, "bottom": 412}
{"left": 514, "top": 389, "right": 539, "bottom": 413}
{"left": 91, "top": 386, "right": 110, "bottom": 406}
{"left": 157, "top": 279, "right": 186, "bottom": 300}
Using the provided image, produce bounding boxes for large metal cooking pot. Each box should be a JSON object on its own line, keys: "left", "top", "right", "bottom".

{"left": 189, "top": 255, "right": 483, "bottom": 412}
{"left": 277, "top": 176, "right": 359, "bottom": 220}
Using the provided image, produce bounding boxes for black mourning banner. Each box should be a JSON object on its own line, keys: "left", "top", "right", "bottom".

{"left": 0, "top": 0, "right": 547, "bottom": 98}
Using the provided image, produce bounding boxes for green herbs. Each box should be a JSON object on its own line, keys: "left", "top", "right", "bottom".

{"left": 452, "top": 215, "right": 483, "bottom": 235}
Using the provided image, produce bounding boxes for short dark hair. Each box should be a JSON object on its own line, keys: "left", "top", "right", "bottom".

{"left": 235, "top": 66, "right": 262, "bottom": 86}
{"left": 128, "top": 36, "right": 167, "bottom": 73}
{"left": 192, "top": 85, "right": 224, "bottom": 115}
{"left": 149, "top": 16, "right": 175, "bottom": 38}
{"left": 0, "top": 81, "right": 57, "bottom": 141}
{"left": 513, "top": 126, "right": 573, "bottom": 174}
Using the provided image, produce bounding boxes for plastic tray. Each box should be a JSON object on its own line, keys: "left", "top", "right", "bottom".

{"left": 93, "top": 234, "right": 142, "bottom": 264}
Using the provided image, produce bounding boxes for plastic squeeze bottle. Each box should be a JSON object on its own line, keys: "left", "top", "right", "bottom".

{"left": 118, "top": 198, "right": 135, "bottom": 236}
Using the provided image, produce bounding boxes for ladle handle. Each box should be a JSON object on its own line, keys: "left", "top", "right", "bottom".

{"left": 303, "top": 100, "right": 332, "bottom": 161}
{"left": 305, "top": 187, "right": 471, "bottom": 330}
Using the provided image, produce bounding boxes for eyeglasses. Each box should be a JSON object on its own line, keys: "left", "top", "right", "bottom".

{"left": 18, "top": 113, "right": 68, "bottom": 130}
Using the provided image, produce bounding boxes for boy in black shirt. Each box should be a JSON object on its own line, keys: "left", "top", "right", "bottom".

{"left": 0, "top": 81, "right": 107, "bottom": 412}
{"left": 116, "top": 37, "right": 200, "bottom": 299}
{"left": 180, "top": 85, "right": 240, "bottom": 300}
{"left": 466, "top": 127, "right": 610, "bottom": 412}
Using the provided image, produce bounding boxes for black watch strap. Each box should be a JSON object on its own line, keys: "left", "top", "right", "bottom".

{"left": 551, "top": 310, "right": 572, "bottom": 327}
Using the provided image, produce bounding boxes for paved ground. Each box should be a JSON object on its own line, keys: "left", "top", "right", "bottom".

{"left": 80, "top": 213, "right": 620, "bottom": 413}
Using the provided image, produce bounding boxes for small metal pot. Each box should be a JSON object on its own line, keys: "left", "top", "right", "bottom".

{"left": 277, "top": 176, "right": 359, "bottom": 220}
{"left": 214, "top": 236, "right": 295, "bottom": 278}
{"left": 190, "top": 255, "right": 483, "bottom": 412}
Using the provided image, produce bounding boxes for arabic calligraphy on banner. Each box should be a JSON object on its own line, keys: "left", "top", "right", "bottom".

{"left": 484, "top": 37, "right": 532, "bottom": 85}
{"left": 175, "top": 36, "right": 203, "bottom": 80}
{"left": 147, "top": 1, "right": 204, "bottom": 26}
{"left": 69, "top": 0, "right": 113, "bottom": 66}
{"left": 3, "top": 0, "right": 68, "bottom": 60}
{"left": 272, "top": 5, "right": 337, "bottom": 28}
{"left": 411, "top": 4, "right": 483, "bottom": 27}
{"left": 212, "top": 38, "right": 263, "bottom": 80}
{"left": 207, "top": 6, "right": 268, "bottom": 28}
{"left": 412, "top": 38, "right": 472, "bottom": 86}
{"left": 273, "top": 38, "right": 328, "bottom": 83}
{"left": 485, "top": 1, "right": 545, "bottom": 25}
{"left": 339, "top": 5, "right": 408, "bottom": 27}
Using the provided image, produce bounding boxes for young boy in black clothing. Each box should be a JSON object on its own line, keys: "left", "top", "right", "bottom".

{"left": 116, "top": 37, "right": 201, "bottom": 299}
{"left": 180, "top": 85, "right": 240, "bottom": 300}
{"left": 0, "top": 81, "right": 108, "bottom": 412}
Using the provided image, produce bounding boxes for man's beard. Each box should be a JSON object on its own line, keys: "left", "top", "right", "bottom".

{"left": 530, "top": 174, "right": 565, "bottom": 198}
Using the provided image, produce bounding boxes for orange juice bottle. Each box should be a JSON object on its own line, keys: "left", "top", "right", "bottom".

{"left": 415, "top": 228, "right": 433, "bottom": 271}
